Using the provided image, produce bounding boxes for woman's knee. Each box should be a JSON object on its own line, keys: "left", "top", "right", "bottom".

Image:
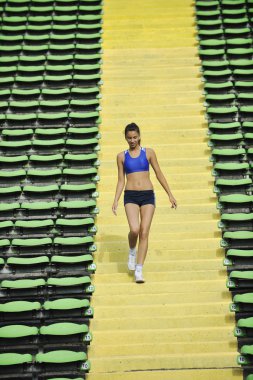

{"left": 139, "top": 227, "right": 149, "bottom": 240}
{"left": 129, "top": 226, "right": 140, "bottom": 237}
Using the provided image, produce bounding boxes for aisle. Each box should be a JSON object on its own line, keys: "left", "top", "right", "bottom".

{"left": 87, "top": 1, "right": 242, "bottom": 379}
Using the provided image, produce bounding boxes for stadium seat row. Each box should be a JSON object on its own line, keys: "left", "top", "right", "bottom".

{"left": 197, "top": 1, "right": 253, "bottom": 378}
{"left": 0, "top": 0, "right": 102, "bottom": 377}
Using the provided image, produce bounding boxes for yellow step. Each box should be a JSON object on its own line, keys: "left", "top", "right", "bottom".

{"left": 87, "top": 368, "right": 242, "bottom": 380}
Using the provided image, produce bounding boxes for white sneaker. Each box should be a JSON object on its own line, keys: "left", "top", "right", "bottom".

{"left": 135, "top": 270, "right": 145, "bottom": 284}
{"left": 128, "top": 253, "right": 136, "bottom": 271}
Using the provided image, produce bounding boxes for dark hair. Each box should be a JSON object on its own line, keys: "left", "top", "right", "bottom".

{"left": 124, "top": 123, "right": 141, "bottom": 145}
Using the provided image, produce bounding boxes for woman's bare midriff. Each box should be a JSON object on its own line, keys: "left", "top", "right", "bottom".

{"left": 125, "top": 171, "right": 154, "bottom": 191}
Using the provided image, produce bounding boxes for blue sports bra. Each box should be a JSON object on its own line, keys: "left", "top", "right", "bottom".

{"left": 123, "top": 147, "right": 149, "bottom": 175}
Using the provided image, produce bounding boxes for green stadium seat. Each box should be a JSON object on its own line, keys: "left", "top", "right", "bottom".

{"left": 37, "top": 112, "right": 68, "bottom": 126}
{"left": 51, "top": 254, "right": 95, "bottom": 270}
{"left": 0, "top": 300, "right": 41, "bottom": 313}
{"left": 0, "top": 352, "right": 32, "bottom": 365}
{"left": 30, "top": 154, "right": 63, "bottom": 166}
{"left": 1, "top": 278, "right": 46, "bottom": 289}
{"left": 211, "top": 148, "right": 246, "bottom": 162}
{"left": 205, "top": 94, "right": 235, "bottom": 106}
{"left": 35, "top": 350, "right": 90, "bottom": 371}
{"left": 40, "top": 321, "right": 89, "bottom": 337}
{"left": 214, "top": 178, "right": 252, "bottom": 193}
{"left": 41, "top": 87, "right": 71, "bottom": 100}
{"left": 212, "top": 162, "right": 249, "bottom": 176}
{"left": 7, "top": 256, "right": 49, "bottom": 266}
{"left": 11, "top": 88, "right": 41, "bottom": 100}
{"left": 0, "top": 324, "right": 38, "bottom": 338}
{"left": 204, "top": 81, "right": 233, "bottom": 94}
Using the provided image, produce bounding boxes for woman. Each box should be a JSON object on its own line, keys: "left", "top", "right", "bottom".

{"left": 112, "top": 123, "right": 177, "bottom": 283}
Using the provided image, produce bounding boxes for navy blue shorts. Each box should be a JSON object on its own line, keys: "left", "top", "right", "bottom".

{"left": 124, "top": 190, "right": 155, "bottom": 207}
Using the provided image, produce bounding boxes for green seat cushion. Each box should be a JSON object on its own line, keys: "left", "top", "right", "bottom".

{"left": 40, "top": 323, "right": 88, "bottom": 337}
{"left": 0, "top": 353, "right": 32, "bottom": 365}
{"left": 33, "top": 139, "right": 65, "bottom": 147}
{"left": 47, "top": 276, "right": 91, "bottom": 287}
{"left": 219, "top": 194, "right": 252, "bottom": 203}
{"left": 216, "top": 178, "right": 252, "bottom": 186}
{"left": 234, "top": 293, "right": 253, "bottom": 303}
{"left": 54, "top": 236, "right": 93, "bottom": 245}
{"left": 68, "top": 126, "right": 99, "bottom": 134}
{"left": 212, "top": 148, "right": 245, "bottom": 156}
{"left": 43, "top": 298, "right": 89, "bottom": 310}
{"left": 209, "top": 133, "right": 242, "bottom": 140}
{"left": 23, "top": 184, "right": 59, "bottom": 193}
{"left": 207, "top": 106, "right": 238, "bottom": 114}
{"left": 0, "top": 239, "right": 10, "bottom": 247}
{"left": 51, "top": 254, "right": 93, "bottom": 264}
{"left": 27, "top": 168, "right": 61, "bottom": 177}
{"left": 221, "top": 213, "right": 253, "bottom": 221}
{"left": 64, "top": 153, "right": 97, "bottom": 161}
{"left": 0, "top": 221, "right": 13, "bottom": 229}
{"left": 214, "top": 162, "right": 249, "bottom": 170}
{"left": 68, "top": 112, "right": 99, "bottom": 120}
{"left": 227, "top": 249, "right": 253, "bottom": 257}
{"left": 0, "top": 141, "right": 32, "bottom": 148}
{"left": 0, "top": 186, "right": 21, "bottom": 194}
{"left": 63, "top": 168, "right": 97, "bottom": 176}
{"left": 1, "top": 278, "right": 46, "bottom": 289}
{"left": 36, "top": 350, "right": 86, "bottom": 363}
{"left": 230, "top": 271, "right": 253, "bottom": 280}
{"left": 209, "top": 122, "right": 240, "bottom": 129}
{"left": 0, "top": 156, "right": 28, "bottom": 163}
{"left": 12, "top": 237, "right": 52, "bottom": 246}
{"left": 205, "top": 81, "right": 233, "bottom": 90}
{"left": 2, "top": 128, "right": 33, "bottom": 137}
{"left": 59, "top": 200, "right": 96, "bottom": 209}
{"left": 205, "top": 94, "right": 235, "bottom": 101}
{"left": 0, "top": 325, "right": 38, "bottom": 338}
{"left": 60, "top": 183, "right": 96, "bottom": 192}
{"left": 0, "top": 203, "right": 20, "bottom": 211}
{"left": 241, "top": 106, "right": 253, "bottom": 113}
{"left": 37, "top": 112, "right": 67, "bottom": 120}
{"left": 241, "top": 345, "right": 253, "bottom": 355}
{"left": 56, "top": 218, "right": 94, "bottom": 226}
{"left": 15, "top": 219, "right": 54, "bottom": 228}
{"left": 236, "top": 81, "right": 253, "bottom": 87}
{"left": 30, "top": 154, "right": 63, "bottom": 162}
{"left": 0, "top": 300, "right": 41, "bottom": 312}
{"left": 21, "top": 201, "right": 58, "bottom": 210}
{"left": 35, "top": 127, "right": 66, "bottom": 136}
{"left": 41, "top": 88, "right": 70, "bottom": 96}
{"left": 238, "top": 317, "right": 253, "bottom": 328}
{"left": 224, "top": 231, "right": 253, "bottom": 239}
{"left": 7, "top": 256, "right": 49, "bottom": 265}
{"left": 71, "top": 86, "right": 99, "bottom": 95}
{"left": 243, "top": 122, "right": 253, "bottom": 129}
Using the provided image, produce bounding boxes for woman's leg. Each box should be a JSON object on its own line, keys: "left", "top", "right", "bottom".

{"left": 124, "top": 203, "right": 140, "bottom": 249}
{"left": 137, "top": 204, "right": 155, "bottom": 265}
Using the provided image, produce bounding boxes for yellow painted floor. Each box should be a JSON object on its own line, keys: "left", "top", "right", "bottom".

{"left": 86, "top": 1, "right": 242, "bottom": 379}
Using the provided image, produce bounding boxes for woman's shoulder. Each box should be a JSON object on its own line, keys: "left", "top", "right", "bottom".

{"left": 117, "top": 151, "right": 126, "bottom": 161}
{"left": 145, "top": 147, "right": 155, "bottom": 157}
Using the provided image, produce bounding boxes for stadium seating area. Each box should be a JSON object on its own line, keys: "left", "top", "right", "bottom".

{"left": 0, "top": 0, "right": 102, "bottom": 378}
{"left": 196, "top": 0, "right": 253, "bottom": 378}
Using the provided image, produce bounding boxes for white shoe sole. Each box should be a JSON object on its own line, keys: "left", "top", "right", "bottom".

{"left": 135, "top": 274, "right": 145, "bottom": 284}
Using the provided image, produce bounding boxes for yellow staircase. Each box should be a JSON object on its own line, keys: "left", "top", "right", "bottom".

{"left": 87, "top": 0, "right": 242, "bottom": 379}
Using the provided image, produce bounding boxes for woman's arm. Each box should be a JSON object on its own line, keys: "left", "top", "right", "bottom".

{"left": 112, "top": 152, "right": 125, "bottom": 215}
{"left": 148, "top": 148, "right": 177, "bottom": 209}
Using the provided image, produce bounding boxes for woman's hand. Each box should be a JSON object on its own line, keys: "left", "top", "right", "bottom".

{"left": 169, "top": 194, "right": 177, "bottom": 209}
{"left": 112, "top": 201, "right": 118, "bottom": 215}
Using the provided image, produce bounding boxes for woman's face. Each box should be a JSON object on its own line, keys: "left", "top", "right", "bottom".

{"left": 125, "top": 131, "right": 140, "bottom": 149}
